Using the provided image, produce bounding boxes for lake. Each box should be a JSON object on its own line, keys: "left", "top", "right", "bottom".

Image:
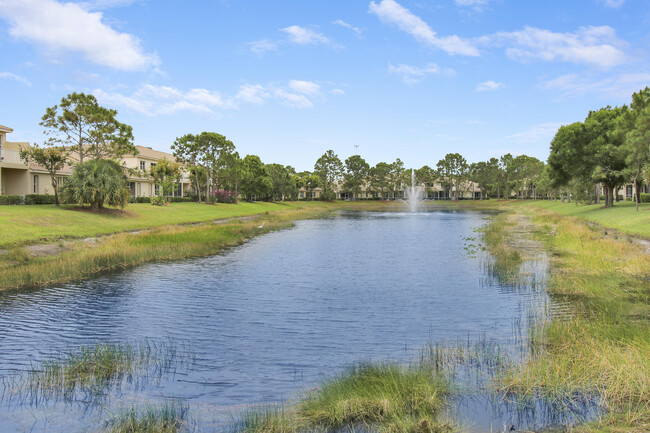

{"left": 0, "top": 210, "right": 556, "bottom": 432}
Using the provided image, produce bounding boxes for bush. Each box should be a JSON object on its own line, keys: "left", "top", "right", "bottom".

{"left": 61, "top": 159, "right": 129, "bottom": 210}
{"left": 640, "top": 193, "right": 650, "bottom": 203}
{"left": 24, "top": 194, "right": 56, "bottom": 205}
{"left": 0, "top": 195, "right": 22, "bottom": 205}
{"left": 150, "top": 195, "right": 166, "bottom": 206}
{"left": 129, "top": 196, "right": 151, "bottom": 204}
{"left": 212, "top": 190, "right": 237, "bottom": 204}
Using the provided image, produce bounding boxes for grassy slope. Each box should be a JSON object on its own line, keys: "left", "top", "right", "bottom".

{"left": 0, "top": 201, "right": 330, "bottom": 248}
{"left": 525, "top": 200, "right": 650, "bottom": 238}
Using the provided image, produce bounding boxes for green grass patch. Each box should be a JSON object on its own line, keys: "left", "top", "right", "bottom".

{"left": 235, "top": 362, "right": 452, "bottom": 433}
{"left": 109, "top": 402, "right": 191, "bottom": 433}
{"left": 19, "top": 340, "right": 183, "bottom": 398}
{"left": 494, "top": 206, "right": 650, "bottom": 432}
{"left": 0, "top": 201, "right": 331, "bottom": 248}
{"left": 0, "top": 206, "right": 336, "bottom": 291}
{"left": 526, "top": 200, "right": 650, "bottom": 238}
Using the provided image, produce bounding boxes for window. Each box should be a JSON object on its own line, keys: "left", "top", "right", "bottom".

{"left": 56, "top": 176, "right": 64, "bottom": 186}
{"left": 154, "top": 184, "right": 160, "bottom": 196}
{"left": 33, "top": 175, "right": 39, "bottom": 193}
{"left": 140, "top": 161, "right": 146, "bottom": 171}
{"left": 150, "top": 163, "right": 157, "bottom": 169}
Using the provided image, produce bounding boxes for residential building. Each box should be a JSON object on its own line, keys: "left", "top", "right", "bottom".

{"left": 0, "top": 124, "right": 191, "bottom": 198}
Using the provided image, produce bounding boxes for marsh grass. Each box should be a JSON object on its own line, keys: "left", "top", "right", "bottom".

{"left": 5, "top": 247, "right": 31, "bottom": 264}
{"left": 109, "top": 401, "right": 191, "bottom": 433}
{"left": 493, "top": 207, "right": 650, "bottom": 431}
{"left": 479, "top": 215, "right": 523, "bottom": 285}
{"left": 235, "top": 363, "right": 453, "bottom": 433}
{"left": 0, "top": 206, "right": 336, "bottom": 291}
{"left": 11, "top": 340, "right": 188, "bottom": 402}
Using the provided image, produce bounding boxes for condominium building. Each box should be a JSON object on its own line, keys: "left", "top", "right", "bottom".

{"left": 0, "top": 124, "right": 191, "bottom": 198}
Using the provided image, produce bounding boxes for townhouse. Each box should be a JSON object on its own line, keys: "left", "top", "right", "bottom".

{"left": 0, "top": 124, "right": 191, "bottom": 198}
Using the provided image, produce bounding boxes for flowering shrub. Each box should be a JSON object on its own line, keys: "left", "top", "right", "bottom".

{"left": 213, "top": 190, "right": 237, "bottom": 204}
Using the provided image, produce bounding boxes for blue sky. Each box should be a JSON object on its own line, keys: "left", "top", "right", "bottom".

{"left": 1, "top": 0, "right": 649, "bottom": 171}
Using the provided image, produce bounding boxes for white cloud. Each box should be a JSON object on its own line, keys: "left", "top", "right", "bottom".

{"left": 368, "top": 0, "right": 479, "bottom": 56}
{"left": 506, "top": 123, "right": 564, "bottom": 144}
{"left": 0, "top": 0, "right": 159, "bottom": 71}
{"left": 94, "top": 85, "right": 230, "bottom": 115}
{"left": 236, "top": 84, "right": 271, "bottom": 105}
{"left": 281, "top": 25, "right": 329, "bottom": 45}
{"left": 388, "top": 63, "right": 453, "bottom": 84}
{"left": 249, "top": 39, "right": 279, "bottom": 54}
{"left": 476, "top": 80, "right": 504, "bottom": 92}
{"left": 274, "top": 89, "right": 314, "bottom": 108}
{"left": 288, "top": 80, "right": 321, "bottom": 96}
{"left": 0, "top": 72, "right": 32, "bottom": 86}
{"left": 455, "top": 0, "right": 490, "bottom": 11}
{"left": 544, "top": 73, "right": 650, "bottom": 99}
{"left": 333, "top": 19, "right": 362, "bottom": 35}
{"left": 483, "top": 25, "right": 627, "bottom": 67}
{"left": 331, "top": 88, "right": 346, "bottom": 95}
{"left": 96, "top": 80, "right": 332, "bottom": 115}
{"left": 600, "top": 0, "right": 625, "bottom": 7}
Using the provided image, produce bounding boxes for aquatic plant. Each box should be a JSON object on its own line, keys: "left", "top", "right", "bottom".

{"left": 109, "top": 401, "right": 191, "bottom": 433}
{"left": 18, "top": 340, "right": 185, "bottom": 399}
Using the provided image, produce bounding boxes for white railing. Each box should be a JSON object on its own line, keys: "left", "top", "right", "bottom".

{"left": 0, "top": 148, "right": 26, "bottom": 165}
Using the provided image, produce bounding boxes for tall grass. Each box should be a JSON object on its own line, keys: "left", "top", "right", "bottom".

{"left": 235, "top": 363, "right": 453, "bottom": 433}
{"left": 109, "top": 401, "right": 191, "bottom": 433}
{"left": 0, "top": 207, "right": 335, "bottom": 291}
{"left": 15, "top": 340, "right": 186, "bottom": 400}
{"left": 480, "top": 213, "right": 523, "bottom": 285}
{"left": 496, "top": 207, "right": 650, "bottom": 431}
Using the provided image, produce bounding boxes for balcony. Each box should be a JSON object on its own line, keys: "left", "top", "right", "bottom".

{"left": 0, "top": 148, "right": 27, "bottom": 166}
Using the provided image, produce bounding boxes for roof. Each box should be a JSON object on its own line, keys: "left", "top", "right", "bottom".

{"left": 131, "top": 146, "right": 176, "bottom": 161}
{"left": 0, "top": 124, "right": 14, "bottom": 133}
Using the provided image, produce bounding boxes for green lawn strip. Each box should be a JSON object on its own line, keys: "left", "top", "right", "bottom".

{"left": 525, "top": 200, "right": 650, "bottom": 238}
{"left": 0, "top": 201, "right": 330, "bottom": 248}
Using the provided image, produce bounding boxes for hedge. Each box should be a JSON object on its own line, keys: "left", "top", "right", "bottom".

{"left": 0, "top": 195, "right": 22, "bottom": 205}
{"left": 640, "top": 193, "right": 650, "bottom": 203}
{"left": 24, "top": 194, "right": 57, "bottom": 205}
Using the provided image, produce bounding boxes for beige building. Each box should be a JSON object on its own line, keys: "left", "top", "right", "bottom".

{"left": 0, "top": 124, "right": 191, "bottom": 198}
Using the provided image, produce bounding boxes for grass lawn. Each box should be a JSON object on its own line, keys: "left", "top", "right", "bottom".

{"left": 524, "top": 199, "right": 650, "bottom": 238}
{"left": 1, "top": 201, "right": 331, "bottom": 248}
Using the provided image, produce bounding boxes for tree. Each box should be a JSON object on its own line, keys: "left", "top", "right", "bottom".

{"left": 343, "top": 155, "right": 370, "bottom": 199}
{"left": 587, "top": 106, "right": 627, "bottom": 208}
{"left": 41, "top": 92, "right": 136, "bottom": 164}
{"left": 436, "top": 153, "right": 468, "bottom": 200}
{"left": 172, "top": 133, "right": 203, "bottom": 203}
{"left": 197, "top": 132, "right": 236, "bottom": 203}
{"left": 61, "top": 159, "right": 129, "bottom": 211}
{"left": 314, "top": 150, "right": 343, "bottom": 201}
{"left": 469, "top": 158, "right": 500, "bottom": 199}
{"left": 415, "top": 165, "right": 438, "bottom": 198}
{"left": 369, "top": 162, "right": 392, "bottom": 199}
{"left": 618, "top": 87, "right": 650, "bottom": 211}
{"left": 150, "top": 159, "right": 183, "bottom": 203}
{"left": 188, "top": 165, "right": 207, "bottom": 199}
{"left": 390, "top": 158, "right": 406, "bottom": 199}
{"left": 240, "top": 155, "right": 272, "bottom": 201}
{"left": 19, "top": 144, "right": 68, "bottom": 206}
{"left": 266, "top": 163, "right": 297, "bottom": 201}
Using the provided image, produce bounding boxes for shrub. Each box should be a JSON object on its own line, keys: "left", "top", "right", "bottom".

{"left": 61, "top": 159, "right": 129, "bottom": 210}
{"left": 640, "top": 193, "right": 650, "bottom": 203}
{"left": 169, "top": 197, "right": 193, "bottom": 203}
{"left": 0, "top": 195, "right": 22, "bottom": 205}
{"left": 150, "top": 195, "right": 166, "bottom": 206}
{"left": 24, "top": 194, "right": 56, "bottom": 205}
{"left": 212, "top": 189, "right": 237, "bottom": 204}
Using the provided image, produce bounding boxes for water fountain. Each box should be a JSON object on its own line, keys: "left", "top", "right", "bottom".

{"left": 404, "top": 169, "right": 425, "bottom": 212}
